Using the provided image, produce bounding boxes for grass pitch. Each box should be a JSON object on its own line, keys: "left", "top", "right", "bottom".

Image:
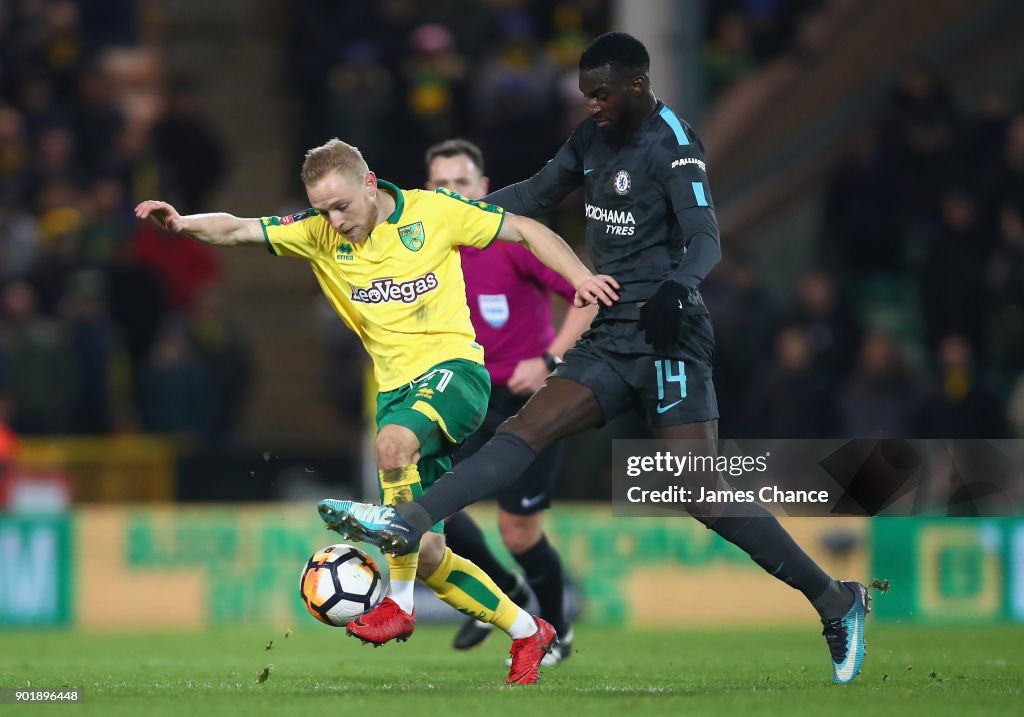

{"left": 1, "top": 624, "right": 1021, "bottom": 716}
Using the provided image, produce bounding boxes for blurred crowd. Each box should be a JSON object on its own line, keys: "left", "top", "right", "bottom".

{"left": 701, "top": 0, "right": 824, "bottom": 101}
{"left": 286, "top": 0, "right": 607, "bottom": 195}
{"left": 0, "top": 0, "right": 248, "bottom": 444}
{"left": 709, "top": 63, "right": 1024, "bottom": 439}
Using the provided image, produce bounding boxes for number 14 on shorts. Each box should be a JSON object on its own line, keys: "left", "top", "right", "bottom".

{"left": 655, "top": 360, "right": 687, "bottom": 414}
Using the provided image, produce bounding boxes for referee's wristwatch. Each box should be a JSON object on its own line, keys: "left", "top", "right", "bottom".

{"left": 541, "top": 352, "right": 561, "bottom": 372}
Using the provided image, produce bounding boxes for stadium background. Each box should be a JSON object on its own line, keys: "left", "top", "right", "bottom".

{"left": 1, "top": 0, "right": 1023, "bottom": 659}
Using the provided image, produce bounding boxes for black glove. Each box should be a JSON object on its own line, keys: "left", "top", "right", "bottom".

{"left": 639, "top": 280, "right": 687, "bottom": 350}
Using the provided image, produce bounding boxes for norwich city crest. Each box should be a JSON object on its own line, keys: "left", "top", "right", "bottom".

{"left": 398, "top": 222, "right": 425, "bottom": 252}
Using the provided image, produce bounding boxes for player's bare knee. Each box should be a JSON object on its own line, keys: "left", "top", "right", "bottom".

{"left": 416, "top": 533, "right": 446, "bottom": 579}
{"left": 375, "top": 424, "right": 420, "bottom": 470}
{"left": 499, "top": 511, "right": 543, "bottom": 555}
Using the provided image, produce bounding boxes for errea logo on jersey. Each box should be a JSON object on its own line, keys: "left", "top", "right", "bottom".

{"left": 350, "top": 273, "right": 439, "bottom": 304}
{"left": 671, "top": 157, "right": 706, "bottom": 172}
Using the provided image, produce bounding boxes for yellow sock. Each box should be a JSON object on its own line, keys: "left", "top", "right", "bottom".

{"left": 386, "top": 553, "right": 418, "bottom": 584}
{"left": 380, "top": 466, "right": 421, "bottom": 586}
{"left": 423, "top": 547, "right": 523, "bottom": 632}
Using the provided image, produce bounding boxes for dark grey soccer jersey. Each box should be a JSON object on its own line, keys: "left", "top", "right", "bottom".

{"left": 485, "top": 101, "right": 721, "bottom": 306}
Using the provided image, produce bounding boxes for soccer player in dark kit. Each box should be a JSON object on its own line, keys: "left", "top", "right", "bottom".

{"left": 319, "top": 32, "right": 870, "bottom": 684}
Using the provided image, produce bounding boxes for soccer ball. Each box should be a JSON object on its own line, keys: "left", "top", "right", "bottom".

{"left": 299, "top": 544, "right": 385, "bottom": 626}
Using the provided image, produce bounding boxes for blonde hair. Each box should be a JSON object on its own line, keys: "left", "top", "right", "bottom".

{"left": 300, "top": 138, "right": 369, "bottom": 185}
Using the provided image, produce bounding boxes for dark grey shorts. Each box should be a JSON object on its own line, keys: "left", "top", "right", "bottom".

{"left": 553, "top": 312, "right": 719, "bottom": 428}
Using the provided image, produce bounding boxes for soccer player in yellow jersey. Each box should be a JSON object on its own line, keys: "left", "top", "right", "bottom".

{"left": 135, "top": 137, "right": 619, "bottom": 685}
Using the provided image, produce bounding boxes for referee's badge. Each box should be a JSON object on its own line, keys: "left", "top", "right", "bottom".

{"left": 398, "top": 222, "right": 425, "bottom": 251}
{"left": 613, "top": 170, "right": 631, "bottom": 195}
{"left": 478, "top": 294, "right": 510, "bottom": 329}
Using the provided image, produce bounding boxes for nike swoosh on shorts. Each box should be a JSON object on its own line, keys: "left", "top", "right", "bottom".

{"left": 656, "top": 399, "right": 684, "bottom": 414}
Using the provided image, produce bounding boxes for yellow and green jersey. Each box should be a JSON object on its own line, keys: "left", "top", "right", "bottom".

{"left": 260, "top": 180, "right": 505, "bottom": 391}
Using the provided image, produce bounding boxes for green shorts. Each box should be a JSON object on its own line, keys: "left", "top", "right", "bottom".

{"left": 376, "top": 359, "right": 490, "bottom": 532}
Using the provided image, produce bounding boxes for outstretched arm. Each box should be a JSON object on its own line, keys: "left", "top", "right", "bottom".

{"left": 495, "top": 213, "right": 619, "bottom": 308}
{"left": 135, "top": 200, "right": 264, "bottom": 246}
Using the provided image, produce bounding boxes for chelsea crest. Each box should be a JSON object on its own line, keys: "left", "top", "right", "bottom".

{"left": 613, "top": 170, "right": 631, "bottom": 195}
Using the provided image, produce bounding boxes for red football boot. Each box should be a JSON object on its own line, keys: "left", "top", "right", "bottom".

{"left": 507, "top": 617, "right": 557, "bottom": 685}
{"left": 346, "top": 598, "right": 415, "bottom": 646}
